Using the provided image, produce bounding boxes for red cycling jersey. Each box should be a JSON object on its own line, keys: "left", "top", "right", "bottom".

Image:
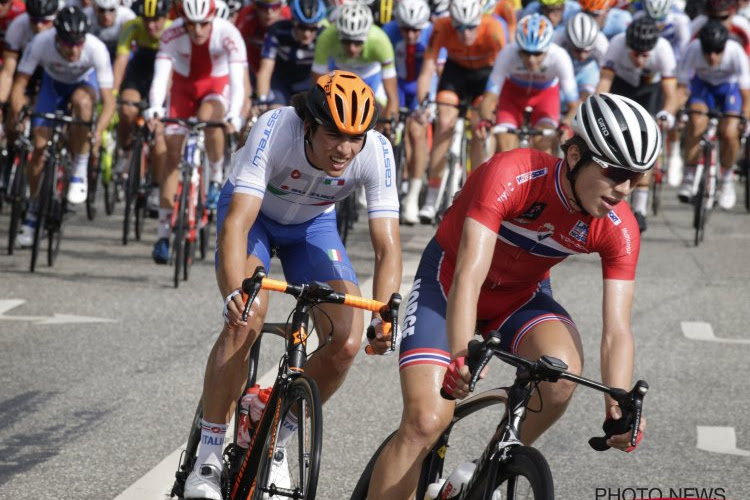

{"left": 235, "top": 4, "right": 291, "bottom": 76}
{"left": 435, "top": 149, "right": 640, "bottom": 309}
{"left": 0, "top": 0, "right": 26, "bottom": 59}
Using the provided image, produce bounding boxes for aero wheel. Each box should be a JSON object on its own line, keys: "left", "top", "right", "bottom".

{"left": 488, "top": 446, "right": 554, "bottom": 500}
{"left": 252, "top": 376, "right": 322, "bottom": 500}
{"left": 172, "top": 172, "right": 189, "bottom": 288}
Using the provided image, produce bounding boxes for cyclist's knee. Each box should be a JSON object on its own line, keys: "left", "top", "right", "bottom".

{"left": 319, "top": 329, "right": 360, "bottom": 373}
{"left": 539, "top": 378, "right": 578, "bottom": 411}
{"left": 401, "top": 404, "right": 453, "bottom": 447}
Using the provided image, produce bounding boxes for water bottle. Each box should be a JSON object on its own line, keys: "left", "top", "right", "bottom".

{"left": 423, "top": 478, "right": 446, "bottom": 499}
{"left": 437, "top": 460, "right": 477, "bottom": 499}
{"left": 236, "top": 385, "right": 261, "bottom": 449}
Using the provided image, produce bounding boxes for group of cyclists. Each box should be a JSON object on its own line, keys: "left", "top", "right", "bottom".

{"left": 1, "top": 0, "right": 749, "bottom": 497}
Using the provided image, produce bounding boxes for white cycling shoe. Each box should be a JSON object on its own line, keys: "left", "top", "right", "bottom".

{"left": 718, "top": 177, "right": 736, "bottom": 210}
{"left": 263, "top": 448, "right": 291, "bottom": 500}
{"left": 184, "top": 463, "right": 222, "bottom": 500}
{"left": 67, "top": 177, "right": 88, "bottom": 205}
{"left": 418, "top": 204, "right": 436, "bottom": 224}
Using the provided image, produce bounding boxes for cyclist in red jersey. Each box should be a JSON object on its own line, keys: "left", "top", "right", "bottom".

{"left": 690, "top": 0, "right": 750, "bottom": 55}
{"left": 235, "top": 0, "right": 291, "bottom": 79}
{"left": 366, "top": 93, "right": 658, "bottom": 499}
{"left": 0, "top": 0, "right": 26, "bottom": 63}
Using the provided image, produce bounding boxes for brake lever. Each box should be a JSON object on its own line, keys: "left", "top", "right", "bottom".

{"left": 240, "top": 266, "right": 267, "bottom": 322}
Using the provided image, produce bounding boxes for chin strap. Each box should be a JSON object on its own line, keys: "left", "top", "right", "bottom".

{"left": 565, "top": 157, "right": 589, "bottom": 216}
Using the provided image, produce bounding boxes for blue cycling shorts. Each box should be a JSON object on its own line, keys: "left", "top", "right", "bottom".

{"left": 398, "top": 238, "right": 576, "bottom": 371}
{"left": 215, "top": 181, "right": 359, "bottom": 285}
{"left": 33, "top": 69, "right": 100, "bottom": 128}
{"left": 688, "top": 77, "right": 743, "bottom": 114}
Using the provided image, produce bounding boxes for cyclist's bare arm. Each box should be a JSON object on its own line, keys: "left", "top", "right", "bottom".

{"left": 660, "top": 77, "right": 680, "bottom": 116}
{"left": 112, "top": 52, "right": 130, "bottom": 92}
{"left": 415, "top": 55, "right": 437, "bottom": 106}
{"left": 8, "top": 71, "right": 30, "bottom": 124}
{"left": 367, "top": 216, "right": 403, "bottom": 310}
{"left": 742, "top": 88, "right": 750, "bottom": 118}
{"left": 478, "top": 90, "right": 498, "bottom": 123}
{"left": 0, "top": 49, "right": 19, "bottom": 106}
{"left": 562, "top": 99, "right": 579, "bottom": 126}
{"left": 595, "top": 68, "right": 615, "bottom": 94}
{"left": 96, "top": 88, "right": 117, "bottom": 138}
{"left": 382, "top": 75, "right": 399, "bottom": 120}
{"left": 254, "top": 57, "right": 275, "bottom": 101}
{"left": 217, "top": 192, "right": 263, "bottom": 324}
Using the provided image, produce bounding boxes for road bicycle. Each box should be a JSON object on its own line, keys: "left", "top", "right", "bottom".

{"left": 649, "top": 116, "right": 671, "bottom": 216}
{"left": 492, "top": 106, "right": 560, "bottom": 151}
{"left": 161, "top": 117, "right": 224, "bottom": 288}
{"left": 5, "top": 106, "right": 32, "bottom": 255}
{"left": 170, "top": 266, "right": 402, "bottom": 500}
{"left": 29, "top": 111, "right": 93, "bottom": 272}
{"left": 119, "top": 99, "right": 152, "bottom": 246}
{"left": 85, "top": 113, "right": 117, "bottom": 220}
{"left": 350, "top": 332, "right": 648, "bottom": 500}
{"left": 685, "top": 110, "right": 740, "bottom": 246}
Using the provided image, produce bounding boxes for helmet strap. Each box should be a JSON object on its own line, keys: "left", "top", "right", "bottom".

{"left": 565, "top": 155, "right": 590, "bottom": 216}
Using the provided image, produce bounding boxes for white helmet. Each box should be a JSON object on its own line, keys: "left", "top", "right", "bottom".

{"left": 395, "top": 0, "right": 430, "bottom": 28}
{"left": 449, "top": 0, "right": 481, "bottom": 25}
{"left": 643, "top": 0, "right": 673, "bottom": 20}
{"left": 572, "top": 93, "right": 661, "bottom": 173}
{"left": 182, "top": 0, "right": 216, "bottom": 21}
{"left": 215, "top": 0, "right": 230, "bottom": 18}
{"left": 431, "top": 0, "right": 450, "bottom": 15}
{"left": 335, "top": 2, "right": 373, "bottom": 41}
{"left": 94, "top": 0, "right": 119, "bottom": 9}
{"left": 565, "top": 12, "right": 599, "bottom": 50}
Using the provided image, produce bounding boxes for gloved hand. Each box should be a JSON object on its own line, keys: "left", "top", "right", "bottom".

{"left": 441, "top": 355, "right": 468, "bottom": 399}
{"left": 365, "top": 317, "right": 401, "bottom": 355}
{"left": 655, "top": 110, "right": 675, "bottom": 129}
{"left": 143, "top": 106, "right": 165, "bottom": 121}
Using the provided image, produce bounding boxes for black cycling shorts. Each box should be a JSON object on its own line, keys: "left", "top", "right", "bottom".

{"left": 437, "top": 59, "right": 492, "bottom": 104}
{"left": 609, "top": 76, "right": 663, "bottom": 115}
{"left": 120, "top": 49, "right": 157, "bottom": 99}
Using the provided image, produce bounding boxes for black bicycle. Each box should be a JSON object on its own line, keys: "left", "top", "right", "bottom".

{"left": 170, "top": 266, "right": 402, "bottom": 500}
{"left": 5, "top": 106, "right": 32, "bottom": 254}
{"left": 120, "top": 99, "right": 152, "bottom": 245}
{"left": 350, "top": 332, "right": 648, "bottom": 500}
{"left": 30, "top": 111, "right": 93, "bottom": 272}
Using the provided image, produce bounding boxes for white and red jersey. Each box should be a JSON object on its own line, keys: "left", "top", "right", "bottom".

{"left": 690, "top": 14, "right": 750, "bottom": 55}
{"left": 678, "top": 38, "right": 750, "bottom": 88}
{"left": 602, "top": 33, "right": 677, "bottom": 87}
{"left": 150, "top": 17, "right": 247, "bottom": 120}
{"left": 17, "top": 29, "right": 113, "bottom": 87}
{"left": 435, "top": 149, "right": 640, "bottom": 301}
{"left": 485, "top": 42, "right": 579, "bottom": 104}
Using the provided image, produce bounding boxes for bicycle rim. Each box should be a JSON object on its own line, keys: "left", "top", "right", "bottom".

{"left": 489, "top": 446, "right": 553, "bottom": 500}
{"left": 251, "top": 376, "right": 322, "bottom": 500}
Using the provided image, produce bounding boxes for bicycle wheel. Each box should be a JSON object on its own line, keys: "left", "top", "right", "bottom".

{"left": 86, "top": 154, "right": 99, "bottom": 220}
{"left": 484, "top": 446, "right": 553, "bottom": 500}
{"left": 7, "top": 151, "right": 29, "bottom": 255}
{"left": 47, "top": 160, "right": 68, "bottom": 267}
{"left": 251, "top": 375, "right": 322, "bottom": 500}
{"left": 122, "top": 140, "right": 142, "bottom": 245}
{"left": 173, "top": 169, "right": 189, "bottom": 288}
{"left": 348, "top": 430, "right": 397, "bottom": 500}
{"left": 31, "top": 159, "right": 55, "bottom": 272}
{"left": 693, "top": 177, "right": 706, "bottom": 246}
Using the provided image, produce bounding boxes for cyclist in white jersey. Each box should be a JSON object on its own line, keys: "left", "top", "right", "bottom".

{"left": 479, "top": 14, "right": 578, "bottom": 155}
{"left": 597, "top": 16, "right": 680, "bottom": 232}
{"left": 145, "top": 0, "right": 247, "bottom": 264}
{"left": 11, "top": 7, "right": 115, "bottom": 247}
{"left": 183, "top": 71, "right": 402, "bottom": 500}
{"left": 0, "top": 0, "right": 59, "bottom": 130}
{"left": 677, "top": 20, "right": 750, "bottom": 209}
{"left": 83, "top": 0, "right": 136, "bottom": 61}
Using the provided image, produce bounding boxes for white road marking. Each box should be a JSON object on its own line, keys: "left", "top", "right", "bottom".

{"left": 113, "top": 277, "right": 415, "bottom": 499}
{"left": 696, "top": 426, "right": 750, "bottom": 456}
{"left": 681, "top": 321, "right": 750, "bottom": 345}
{"left": 0, "top": 299, "right": 116, "bottom": 325}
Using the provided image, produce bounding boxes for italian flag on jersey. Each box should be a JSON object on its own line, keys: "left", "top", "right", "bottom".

{"left": 327, "top": 249, "right": 342, "bottom": 262}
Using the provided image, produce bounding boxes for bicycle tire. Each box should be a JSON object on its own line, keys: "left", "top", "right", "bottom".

{"left": 7, "top": 152, "right": 28, "bottom": 255}
{"left": 199, "top": 211, "right": 212, "bottom": 260}
{"left": 47, "top": 159, "right": 69, "bottom": 267}
{"left": 86, "top": 154, "right": 99, "bottom": 221}
{"left": 122, "top": 141, "right": 141, "bottom": 245}
{"left": 31, "top": 159, "right": 54, "bottom": 272}
{"left": 744, "top": 153, "right": 750, "bottom": 213}
{"left": 173, "top": 168, "right": 189, "bottom": 288}
{"left": 484, "top": 445, "right": 554, "bottom": 500}
{"left": 251, "top": 375, "right": 322, "bottom": 500}
{"left": 693, "top": 177, "right": 706, "bottom": 246}
{"left": 336, "top": 194, "right": 356, "bottom": 246}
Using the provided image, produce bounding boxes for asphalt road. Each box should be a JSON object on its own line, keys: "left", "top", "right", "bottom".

{"left": 1, "top": 185, "right": 749, "bottom": 500}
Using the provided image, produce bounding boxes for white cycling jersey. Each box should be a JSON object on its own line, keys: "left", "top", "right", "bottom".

{"left": 83, "top": 6, "right": 136, "bottom": 46}
{"left": 602, "top": 33, "right": 676, "bottom": 87}
{"left": 632, "top": 10, "right": 690, "bottom": 61}
{"left": 677, "top": 38, "right": 750, "bottom": 88}
{"left": 689, "top": 14, "right": 750, "bottom": 45}
{"left": 150, "top": 17, "right": 247, "bottom": 121}
{"left": 17, "top": 29, "right": 113, "bottom": 87}
{"left": 4, "top": 13, "right": 35, "bottom": 53}
{"left": 485, "top": 42, "right": 579, "bottom": 104}
{"left": 228, "top": 107, "right": 400, "bottom": 225}
{"left": 552, "top": 28, "right": 608, "bottom": 67}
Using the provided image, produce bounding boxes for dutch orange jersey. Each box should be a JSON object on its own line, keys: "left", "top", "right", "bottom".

{"left": 425, "top": 15, "right": 506, "bottom": 70}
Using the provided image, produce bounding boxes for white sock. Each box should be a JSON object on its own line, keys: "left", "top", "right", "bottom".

{"left": 669, "top": 140, "right": 681, "bottom": 159}
{"left": 405, "top": 178, "right": 423, "bottom": 203}
{"left": 276, "top": 412, "right": 299, "bottom": 449}
{"left": 209, "top": 159, "right": 224, "bottom": 184}
{"left": 196, "top": 419, "right": 227, "bottom": 471}
{"left": 73, "top": 154, "right": 89, "bottom": 179}
{"left": 158, "top": 208, "right": 172, "bottom": 239}
{"left": 631, "top": 187, "right": 649, "bottom": 216}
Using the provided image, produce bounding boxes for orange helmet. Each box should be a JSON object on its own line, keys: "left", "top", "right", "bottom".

{"left": 306, "top": 70, "right": 378, "bottom": 135}
{"left": 578, "top": 0, "right": 612, "bottom": 12}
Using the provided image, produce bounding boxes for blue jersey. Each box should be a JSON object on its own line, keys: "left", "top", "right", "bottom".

{"left": 521, "top": 1, "right": 581, "bottom": 34}
{"left": 601, "top": 7, "right": 632, "bottom": 39}
{"left": 261, "top": 20, "right": 319, "bottom": 88}
{"left": 382, "top": 20, "right": 433, "bottom": 83}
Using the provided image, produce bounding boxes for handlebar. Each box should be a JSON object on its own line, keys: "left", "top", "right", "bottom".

{"left": 160, "top": 117, "right": 227, "bottom": 131}
{"left": 30, "top": 111, "right": 93, "bottom": 127}
{"left": 444, "top": 334, "right": 648, "bottom": 451}
{"left": 117, "top": 98, "right": 149, "bottom": 111}
{"left": 491, "top": 124, "right": 559, "bottom": 137}
{"left": 240, "top": 266, "right": 402, "bottom": 349}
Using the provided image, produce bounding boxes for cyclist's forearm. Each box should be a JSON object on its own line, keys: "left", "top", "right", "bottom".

{"left": 96, "top": 90, "right": 116, "bottom": 133}
{"left": 254, "top": 58, "right": 275, "bottom": 98}
{"left": 112, "top": 53, "right": 129, "bottom": 92}
{"left": 217, "top": 194, "right": 261, "bottom": 297}
{"left": 0, "top": 52, "right": 18, "bottom": 103}
{"left": 416, "top": 58, "right": 436, "bottom": 103}
{"left": 478, "top": 92, "right": 498, "bottom": 122}
{"left": 600, "top": 279, "right": 636, "bottom": 404}
{"left": 741, "top": 89, "right": 750, "bottom": 118}
{"left": 9, "top": 73, "right": 30, "bottom": 117}
{"left": 383, "top": 77, "right": 399, "bottom": 118}
{"left": 369, "top": 218, "right": 402, "bottom": 309}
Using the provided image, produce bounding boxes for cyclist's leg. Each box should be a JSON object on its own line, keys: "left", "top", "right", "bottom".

{"left": 529, "top": 85, "right": 560, "bottom": 155}
{"left": 67, "top": 83, "right": 97, "bottom": 204}
{"left": 465, "top": 67, "right": 493, "bottom": 168}
{"left": 402, "top": 82, "right": 428, "bottom": 223}
{"left": 717, "top": 83, "right": 743, "bottom": 209}
{"left": 679, "top": 84, "right": 711, "bottom": 202}
{"left": 489, "top": 291, "right": 583, "bottom": 445}
{"left": 420, "top": 90, "right": 458, "bottom": 219}
{"left": 367, "top": 238, "right": 455, "bottom": 500}
{"left": 197, "top": 95, "right": 226, "bottom": 187}
{"left": 275, "top": 210, "right": 365, "bottom": 403}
